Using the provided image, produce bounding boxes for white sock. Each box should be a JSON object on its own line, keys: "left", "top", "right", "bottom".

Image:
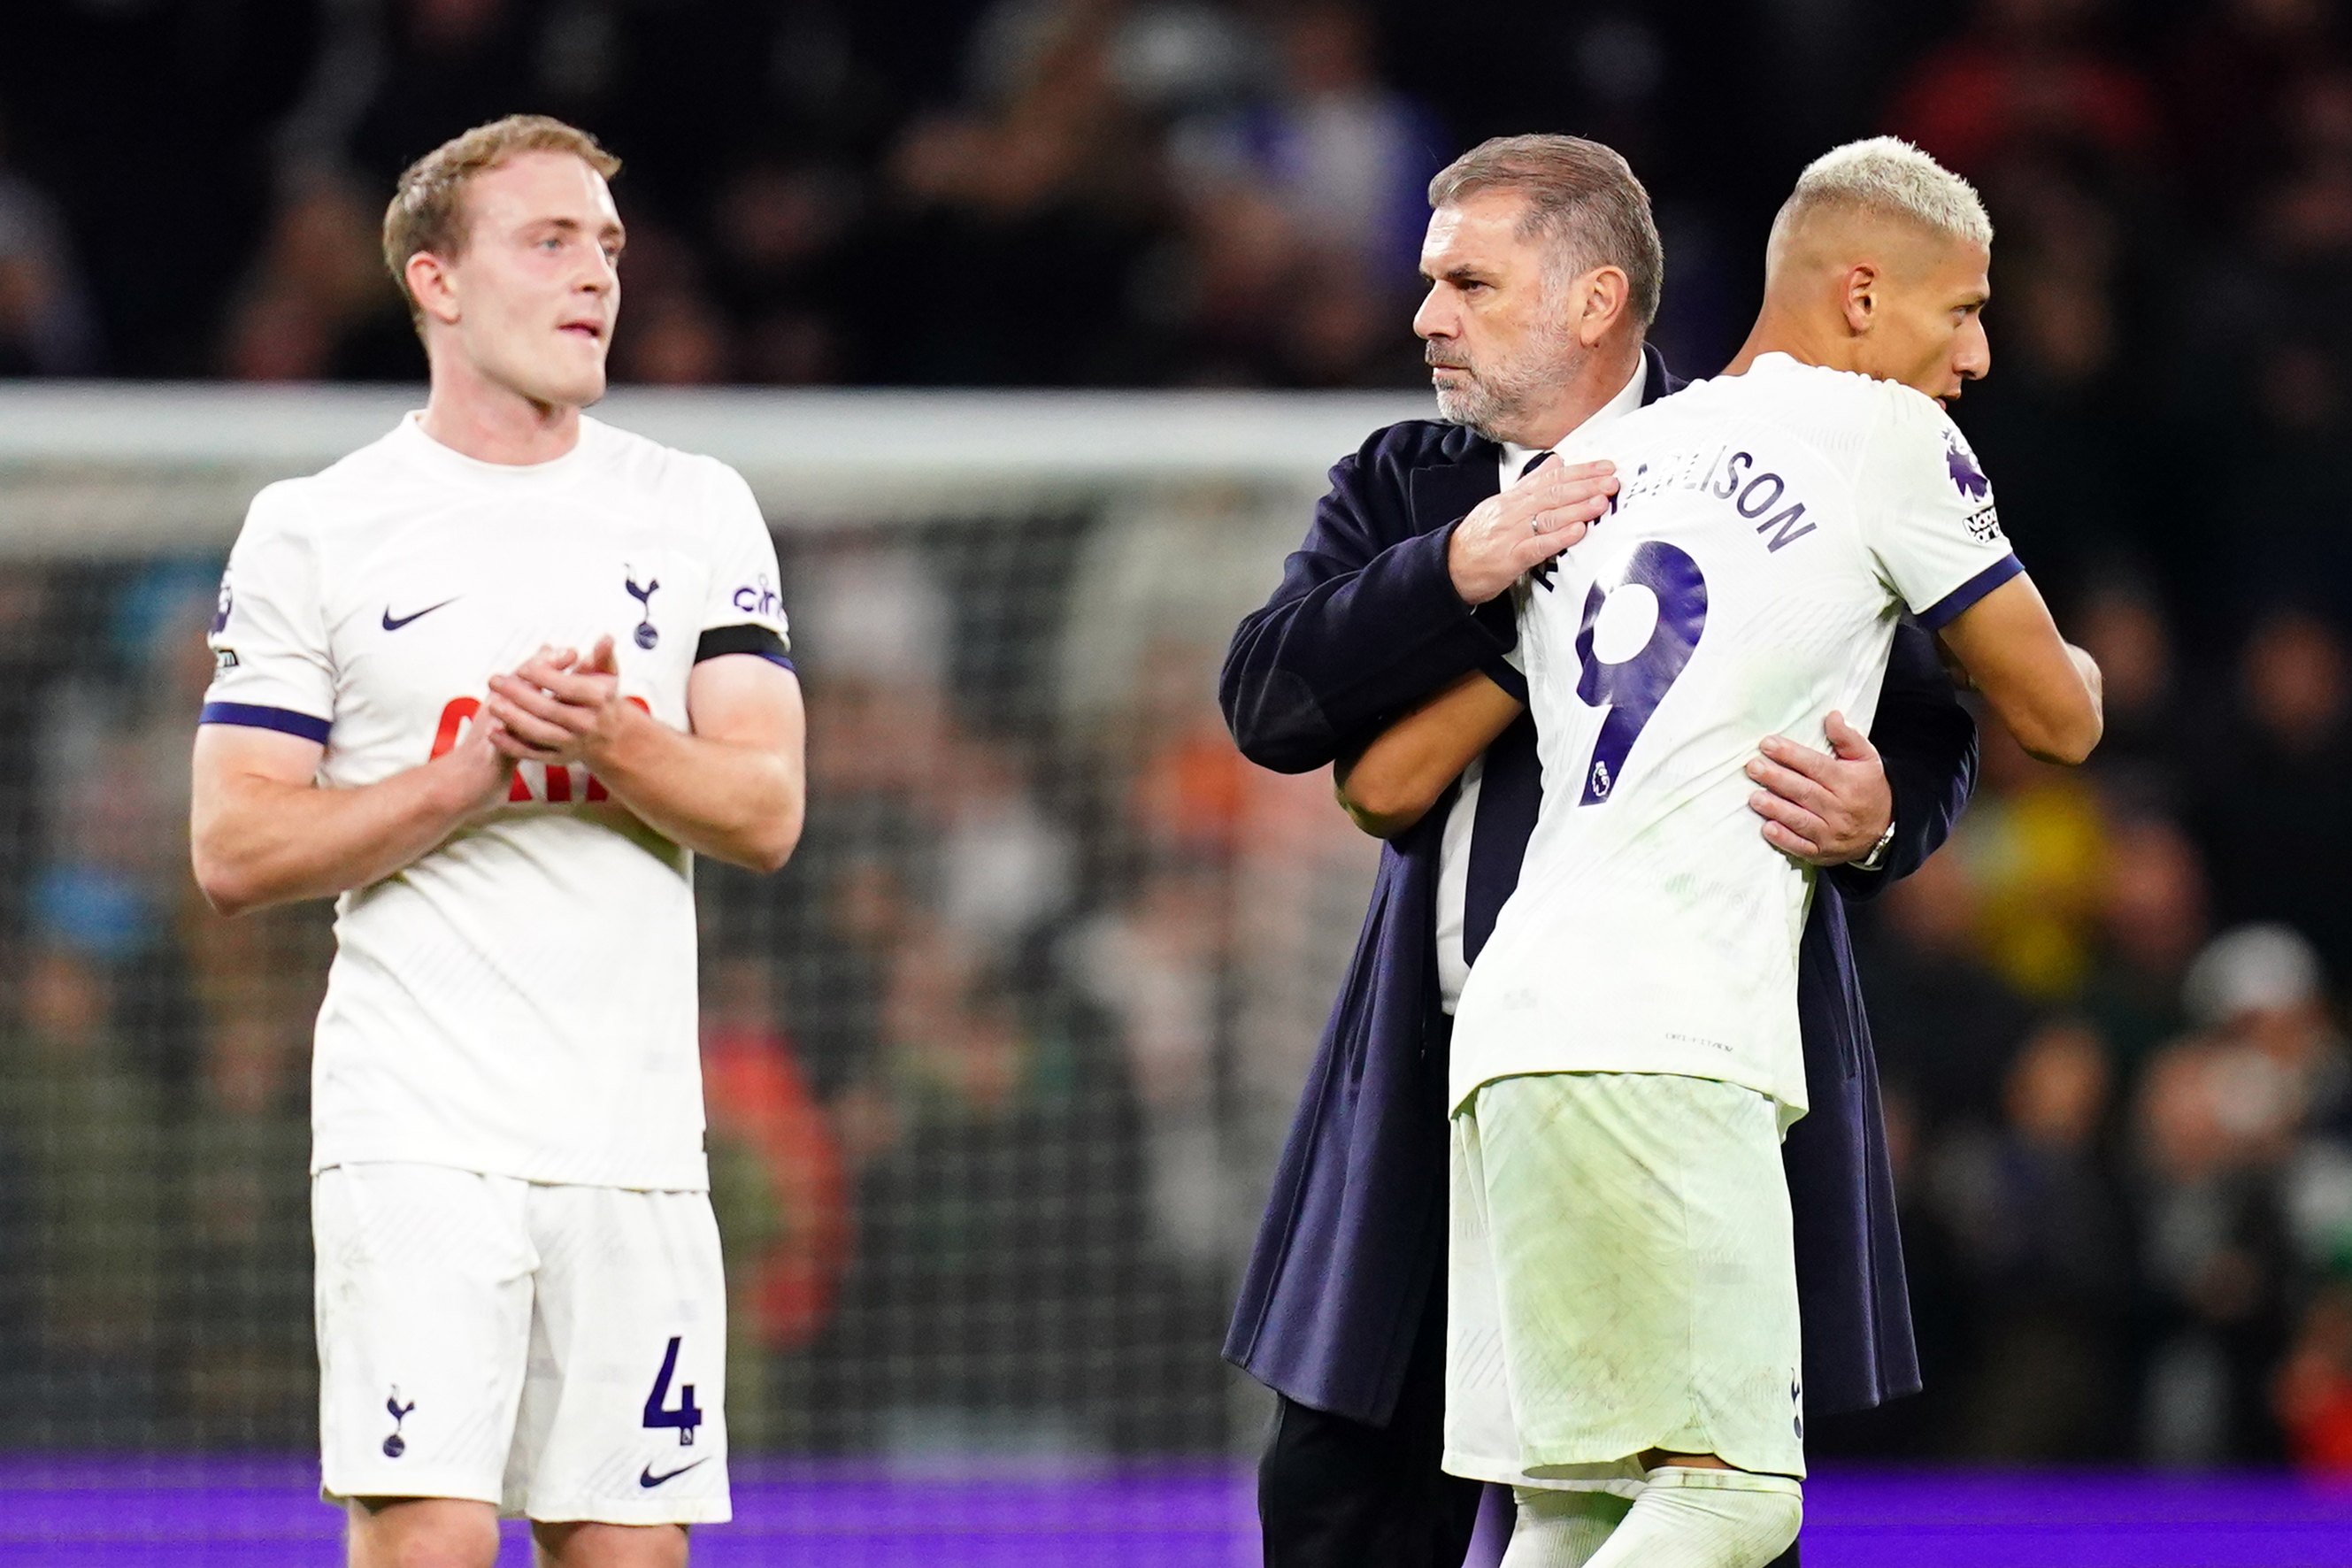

{"left": 1577, "top": 1466, "right": 1801, "bottom": 1568}
{"left": 1498, "top": 1487, "right": 1633, "bottom": 1567}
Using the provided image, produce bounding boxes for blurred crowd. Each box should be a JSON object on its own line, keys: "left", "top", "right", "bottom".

{"left": 0, "top": 0, "right": 1453, "bottom": 388}
{"left": 1830, "top": 588, "right": 2352, "bottom": 1471}
{"left": 1825, "top": 0, "right": 2352, "bottom": 1472}
{"left": 4, "top": 0, "right": 2352, "bottom": 1474}
{"left": 0, "top": 564, "right": 322, "bottom": 1446}
{"left": 0, "top": 500, "right": 1371, "bottom": 1456}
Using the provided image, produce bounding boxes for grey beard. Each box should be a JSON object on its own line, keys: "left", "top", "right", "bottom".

{"left": 1431, "top": 331, "right": 1591, "bottom": 445}
{"left": 1433, "top": 376, "right": 1519, "bottom": 442}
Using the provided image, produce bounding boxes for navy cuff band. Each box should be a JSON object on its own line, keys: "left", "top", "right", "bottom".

{"left": 1918, "top": 553, "right": 2024, "bottom": 631}
{"left": 198, "top": 702, "right": 332, "bottom": 743}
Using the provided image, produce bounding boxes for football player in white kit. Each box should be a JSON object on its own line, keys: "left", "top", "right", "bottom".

{"left": 188, "top": 116, "right": 805, "bottom": 1568}
{"left": 1355, "top": 140, "right": 2103, "bottom": 1567}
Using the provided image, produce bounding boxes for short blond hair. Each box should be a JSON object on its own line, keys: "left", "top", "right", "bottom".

{"left": 381, "top": 114, "right": 621, "bottom": 326}
{"left": 1772, "top": 136, "right": 1992, "bottom": 251}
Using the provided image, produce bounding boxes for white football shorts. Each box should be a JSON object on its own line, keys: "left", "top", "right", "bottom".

{"left": 1444, "top": 1072, "right": 1804, "bottom": 1493}
{"left": 314, "top": 1162, "right": 730, "bottom": 1524}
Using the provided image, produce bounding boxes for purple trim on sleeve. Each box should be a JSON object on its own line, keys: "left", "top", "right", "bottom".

{"left": 198, "top": 702, "right": 332, "bottom": 743}
{"left": 1918, "top": 553, "right": 2024, "bottom": 632}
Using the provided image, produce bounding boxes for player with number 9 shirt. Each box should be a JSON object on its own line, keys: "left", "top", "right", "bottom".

{"left": 188, "top": 115, "right": 805, "bottom": 1568}
{"left": 1414, "top": 140, "right": 2104, "bottom": 1567}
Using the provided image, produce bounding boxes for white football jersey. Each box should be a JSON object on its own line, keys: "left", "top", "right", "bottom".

{"left": 202, "top": 413, "right": 792, "bottom": 1190}
{"left": 1451, "top": 353, "right": 2018, "bottom": 1118}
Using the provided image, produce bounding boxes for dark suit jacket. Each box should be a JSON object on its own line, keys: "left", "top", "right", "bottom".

{"left": 1219, "top": 345, "right": 1977, "bottom": 1426}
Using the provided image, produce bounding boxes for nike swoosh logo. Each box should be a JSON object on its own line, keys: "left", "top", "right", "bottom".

{"left": 381, "top": 598, "right": 459, "bottom": 632}
{"left": 639, "top": 1457, "right": 711, "bottom": 1488}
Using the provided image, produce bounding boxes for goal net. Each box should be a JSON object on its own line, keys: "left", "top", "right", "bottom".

{"left": 0, "top": 382, "right": 1427, "bottom": 1465}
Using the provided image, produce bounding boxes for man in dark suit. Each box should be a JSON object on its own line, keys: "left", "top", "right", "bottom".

{"left": 1220, "top": 134, "right": 1975, "bottom": 1567}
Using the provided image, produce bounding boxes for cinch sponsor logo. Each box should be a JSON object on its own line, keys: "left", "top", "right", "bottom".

{"left": 428, "top": 695, "right": 649, "bottom": 802}
{"left": 731, "top": 574, "right": 780, "bottom": 617}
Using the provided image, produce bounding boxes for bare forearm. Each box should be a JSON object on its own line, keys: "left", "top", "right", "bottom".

{"left": 192, "top": 755, "right": 484, "bottom": 916}
{"left": 1976, "top": 642, "right": 2102, "bottom": 765}
{"left": 1937, "top": 576, "right": 2102, "bottom": 765}
{"left": 588, "top": 718, "right": 804, "bottom": 872}
{"left": 1334, "top": 672, "right": 1526, "bottom": 838}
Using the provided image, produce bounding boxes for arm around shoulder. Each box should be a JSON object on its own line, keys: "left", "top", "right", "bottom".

{"left": 1864, "top": 397, "right": 2096, "bottom": 765}
{"left": 1334, "top": 670, "right": 1525, "bottom": 839}
{"left": 1935, "top": 573, "right": 2102, "bottom": 765}
{"left": 1221, "top": 428, "right": 1506, "bottom": 773}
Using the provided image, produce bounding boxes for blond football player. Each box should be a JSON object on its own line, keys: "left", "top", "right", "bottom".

{"left": 190, "top": 116, "right": 804, "bottom": 1568}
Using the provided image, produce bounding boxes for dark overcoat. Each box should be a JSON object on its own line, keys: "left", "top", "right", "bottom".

{"left": 1220, "top": 346, "right": 1976, "bottom": 1425}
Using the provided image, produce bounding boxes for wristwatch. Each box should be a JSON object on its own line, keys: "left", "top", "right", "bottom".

{"left": 1852, "top": 818, "right": 1898, "bottom": 872}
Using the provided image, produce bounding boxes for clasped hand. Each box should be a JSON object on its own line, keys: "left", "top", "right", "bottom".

{"left": 483, "top": 636, "right": 638, "bottom": 768}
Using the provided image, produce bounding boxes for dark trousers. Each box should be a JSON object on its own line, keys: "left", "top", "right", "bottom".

{"left": 1257, "top": 1281, "right": 1483, "bottom": 1568}
{"left": 1256, "top": 1282, "right": 1802, "bottom": 1567}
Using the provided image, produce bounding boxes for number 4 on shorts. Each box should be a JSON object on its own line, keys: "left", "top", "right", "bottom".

{"left": 642, "top": 1335, "right": 703, "bottom": 1446}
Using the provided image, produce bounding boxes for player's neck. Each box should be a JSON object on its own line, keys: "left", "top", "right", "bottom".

{"left": 419, "top": 357, "right": 585, "bottom": 466}
{"left": 1724, "top": 304, "right": 1855, "bottom": 380}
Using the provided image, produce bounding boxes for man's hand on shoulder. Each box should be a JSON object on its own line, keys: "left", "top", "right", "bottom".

{"left": 1448, "top": 456, "right": 1618, "bottom": 605}
{"left": 485, "top": 636, "right": 644, "bottom": 768}
{"left": 1745, "top": 711, "right": 1893, "bottom": 866}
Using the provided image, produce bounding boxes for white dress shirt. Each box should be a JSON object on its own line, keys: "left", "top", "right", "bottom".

{"left": 1433, "top": 356, "right": 1649, "bottom": 1013}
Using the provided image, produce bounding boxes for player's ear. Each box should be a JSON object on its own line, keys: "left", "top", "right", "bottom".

{"left": 406, "top": 250, "right": 463, "bottom": 327}
{"left": 1572, "top": 265, "right": 1631, "bottom": 347}
{"left": 1841, "top": 262, "right": 1879, "bottom": 337}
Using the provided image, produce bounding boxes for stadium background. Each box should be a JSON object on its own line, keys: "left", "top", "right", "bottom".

{"left": 4, "top": 0, "right": 2352, "bottom": 1557}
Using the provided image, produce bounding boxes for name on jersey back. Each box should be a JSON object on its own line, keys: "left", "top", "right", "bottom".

{"left": 1603, "top": 443, "right": 1818, "bottom": 555}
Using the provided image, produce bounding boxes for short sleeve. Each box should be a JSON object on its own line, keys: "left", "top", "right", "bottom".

{"left": 1858, "top": 391, "right": 2022, "bottom": 632}
{"left": 693, "top": 464, "right": 793, "bottom": 669}
{"left": 200, "top": 484, "right": 334, "bottom": 743}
